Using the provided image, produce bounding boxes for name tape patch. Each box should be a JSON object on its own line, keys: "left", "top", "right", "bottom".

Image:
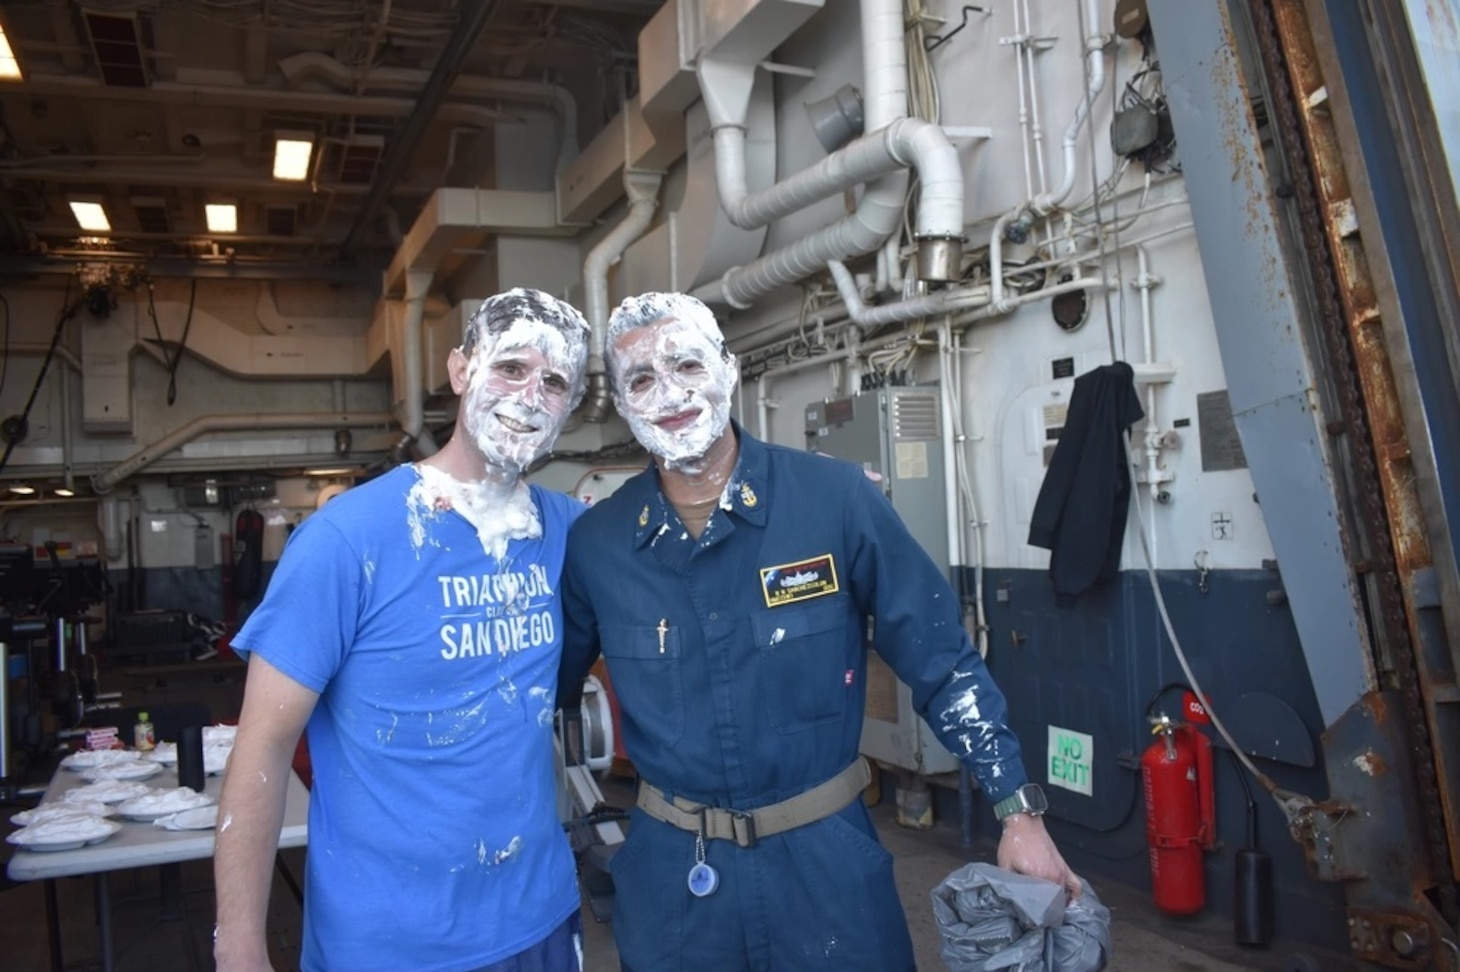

{"left": 760, "top": 554, "right": 839, "bottom": 608}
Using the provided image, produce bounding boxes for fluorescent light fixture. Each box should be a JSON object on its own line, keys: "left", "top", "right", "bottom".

{"left": 273, "top": 133, "right": 314, "bottom": 181}
{"left": 0, "top": 26, "right": 22, "bottom": 80}
{"left": 304, "top": 466, "right": 359, "bottom": 478}
{"left": 54, "top": 487, "right": 76, "bottom": 497}
{"left": 69, "top": 199, "right": 111, "bottom": 231}
{"left": 205, "top": 203, "right": 237, "bottom": 233}
{"left": 7, "top": 484, "right": 35, "bottom": 495}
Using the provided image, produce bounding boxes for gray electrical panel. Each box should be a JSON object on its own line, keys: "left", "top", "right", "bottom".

{"left": 805, "top": 387, "right": 960, "bottom": 775}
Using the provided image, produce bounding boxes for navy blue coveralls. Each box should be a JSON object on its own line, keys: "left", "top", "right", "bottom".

{"left": 560, "top": 424, "right": 1029, "bottom": 972}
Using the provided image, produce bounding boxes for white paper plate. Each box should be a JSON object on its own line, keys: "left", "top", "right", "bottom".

{"left": 10, "top": 801, "right": 114, "bottom": 827}
{"left": 64, "top": 780, "right": 153, "bottom": 804}
{"left": 6, "top": 818, "right": 121, "bottom": 852}
{"left": 80, "top": 761, "right": 163, "bottom": 783}
{"left": 144, "top": 742, "right": 178, "bottom": 765}
{"left": 204, "top": 745, "right": 232, "bottom": 775}
{"left": 116, "top": 787, "right": 215, "bottom": 822}
{"left": 154, "top": 805, "right": 220, "bottom": 831}
{"left": 59, "top": 749, "right": 141, "bottom": 771}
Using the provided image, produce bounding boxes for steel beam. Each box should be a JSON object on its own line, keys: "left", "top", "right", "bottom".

{"left": 1145, "top": 0, "right": 1372, "bottom": 725}
{"left": 340, "top": 2, "right": 506, "bottom": 256}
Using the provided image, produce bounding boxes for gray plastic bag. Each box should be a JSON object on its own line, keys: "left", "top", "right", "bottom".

{"left": 930, "top": 863, "right": 1111, "bottom": 972}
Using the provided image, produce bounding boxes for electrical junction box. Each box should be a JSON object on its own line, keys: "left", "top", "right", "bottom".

{"left": 805, "top": 387, "right": 960, "bottom": 776}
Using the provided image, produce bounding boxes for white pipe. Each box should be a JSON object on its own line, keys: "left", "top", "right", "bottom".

{"left": 401, "top": 270, "right": 439, "bottom": 458}
{"left": 712, "top": 117, "right": 955, "bottom": 232}
{"left": 938, "top": 325, "right": 964, "bottom": 576}
{"left": 988, "top": 210, "right": 1019, "bottom": 308}
{"left": 953, "top": 328, "right": 989, "bottom": 658}
{"left": 844, "top": 328, "right": 862, "bottom": 394}
{"left": 91, "top": 412, "right": 394, "bottom": 492}
{"left": 1021, "top": 0, "right": 1049, "bottom": 195}
{"left": 862, "top": 0, "right": 907, "bottom": 128}
{"left": 1010, "top": 0, "right": 1034, "bottom": 199}
{"left": 955, "top": 275, "right": 1111, "bottom": 326}
{"left": 828, "top": 260, "right": 990, "bottom": 329}
{"left": 693, "top": 0, "right": 963, "bottom": 308}
{"left": 1136, "top": 246, "right": 1162, "bottom": 501}
{"left": 756, "top": 347, "right": 859, "bottom": 441}
{"left": 582, "top": 171, "right": 664, "bottom": 423}
{"left": 1031, "top": 0, "right": 1108, "bottom": 215}
{"left": 695, "top": 119, "right": 960, "bottom": 308}
{"left": 709, "top": 117, "right": 961, "bottom": 240}
{"left": 881, "top": 235, "right": 903, "bottom": 293}
{"left": 9, "top": 343, "right": 83, "bottom": 373}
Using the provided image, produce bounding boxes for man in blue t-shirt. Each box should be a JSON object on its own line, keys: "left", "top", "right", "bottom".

{"left": 215, "top": 289, "right": 591, "bottom": 972}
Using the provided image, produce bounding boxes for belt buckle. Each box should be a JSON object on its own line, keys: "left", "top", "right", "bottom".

{"left": 728, "top": 809, "right": 757, "bottom": 848}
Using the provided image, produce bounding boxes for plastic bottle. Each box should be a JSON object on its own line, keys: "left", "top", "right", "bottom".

{"left": 134, "top": 711, "right": 156, "bottom": 751}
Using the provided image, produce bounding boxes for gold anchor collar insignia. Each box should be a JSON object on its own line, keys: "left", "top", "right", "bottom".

{"left": 739, "top": 482, "right": 758, "bottom": 508}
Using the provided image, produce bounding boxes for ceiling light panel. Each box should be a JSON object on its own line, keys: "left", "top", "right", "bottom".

{"left": 69, "top": 199, "right": 111, "bottom": 231}
{"left": 205, "top": 203, "right": 237, "bottom": 233}
{"left": 273, "top": 134, "right": 314, "bottom": 181}
{"left": 0, "top": 26, "right": 23, "bottom": 79}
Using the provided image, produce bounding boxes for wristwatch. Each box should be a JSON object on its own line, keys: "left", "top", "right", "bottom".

{"left": 992, "top": 783, "right": 1048, "bottom": 821}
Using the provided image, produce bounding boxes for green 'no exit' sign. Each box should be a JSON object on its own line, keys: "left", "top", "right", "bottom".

{"left": 1047, "top": 725, "right": 1093, "bottom": 796}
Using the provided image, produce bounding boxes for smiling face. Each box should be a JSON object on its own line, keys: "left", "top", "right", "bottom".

{"left": 607, "top": 294, "right": 738, "bottom": 471}
{"left": 450, "top": 290, "right": 588, "bottom": 477}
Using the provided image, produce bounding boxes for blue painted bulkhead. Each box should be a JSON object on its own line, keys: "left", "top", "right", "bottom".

{"left": 952, "top": 565, "right": 1349, "bottom": 952}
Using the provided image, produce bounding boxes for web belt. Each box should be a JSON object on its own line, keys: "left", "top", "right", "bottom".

{"left": 636, "top": 758, "right": 872, "bottom": 849}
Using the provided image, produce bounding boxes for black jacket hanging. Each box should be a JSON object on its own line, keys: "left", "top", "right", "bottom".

{"left": 1027, "top": 361, "right": 1145, "bottom": 606}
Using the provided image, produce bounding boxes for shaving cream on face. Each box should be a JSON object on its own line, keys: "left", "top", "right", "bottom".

{"left": 610, "top": 308, "right": 737, "bottom": 472}
{"left": 458, "top": 317, "right": 580, "bottom": 475}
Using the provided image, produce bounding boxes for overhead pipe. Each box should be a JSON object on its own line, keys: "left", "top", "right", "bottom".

{"left": 9, "top": 343, "right": 83, "bottom": 373}
{"left": 18, "top": 74, "right": 514, "bottom": 129}
{"left": 1031, "top": 0, "right": 1108, "bottom": 215}
{"left": 828, "top": 259, "right": 990, "bottom": 330}
{"left": 709, "top": 118, "right": 963, "bottom": 241}
{"left": 278, "top": 52, "right": 579, "bottom": 174}
{"left": 693, "top": 0, "right": 964, "bottom": 309}
{"left": 341, "top": 0, "right": 507, "bottom": 255}
{"left": 581, "top": 171, "right": 664, "bottom": 423}
{"left": 91, "top": 412, "right": 394, "bottom": 493}
{"left": 401, "top": 270, "right": 440, "bottom": 458}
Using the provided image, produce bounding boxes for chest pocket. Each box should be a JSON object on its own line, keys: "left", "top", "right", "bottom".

{"left": 599, "top": 623, "right": 684, "bottom": 748}
{"left": 751, "top": 597, "right": 850, "bottom": 734}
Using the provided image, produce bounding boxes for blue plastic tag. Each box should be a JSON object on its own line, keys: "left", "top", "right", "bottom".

{"left": 687, "top": 861, "right": 719, "bottom": 897}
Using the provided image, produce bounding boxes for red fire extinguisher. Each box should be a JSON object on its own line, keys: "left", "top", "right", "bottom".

{"left": 1141, "top": 714, "right": 1216, "bottom": 915}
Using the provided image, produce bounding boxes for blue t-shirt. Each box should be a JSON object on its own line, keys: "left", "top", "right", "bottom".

{"left": 232, "top": 466, "right": 583, "bottom": 972}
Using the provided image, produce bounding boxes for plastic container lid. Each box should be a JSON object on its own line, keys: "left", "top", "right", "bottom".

{"left": 138, "top": 712, "right": 150, "bottom": 721}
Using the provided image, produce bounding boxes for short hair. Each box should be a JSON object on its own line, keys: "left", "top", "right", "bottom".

{"left": 605, "top": 292, "right": 729, "bottom": 387}
{"left": 461, "top": 287, "right": 591, "bottom": 404}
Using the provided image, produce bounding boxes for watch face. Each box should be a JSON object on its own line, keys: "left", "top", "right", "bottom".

{"left": 1022, "top": 784, "right": 1049, "bottom": 814}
